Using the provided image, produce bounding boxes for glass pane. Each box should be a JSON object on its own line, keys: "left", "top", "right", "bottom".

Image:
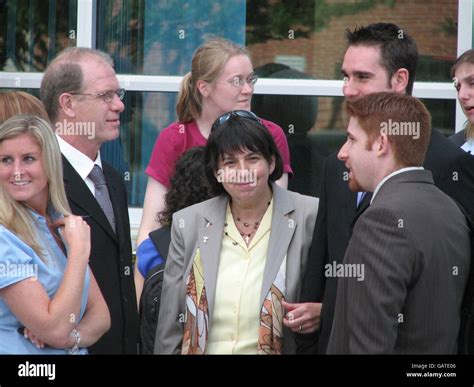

{"left": 95, "top": 0, "right": 458, "bottom": 81}
{"left": 0, "top": 0, "right": 77, "bottom": 72}
{"left": 96, "top": 0, "right": 246, "bottom": 75}
{"left": 420, "top": 98, "right": 456, "bottom": 137}
{"left": 100, "top": 91, "right": 178, "bottom": 207}
{"left": 0, "top": 87, "right": 40, "bottom": 98}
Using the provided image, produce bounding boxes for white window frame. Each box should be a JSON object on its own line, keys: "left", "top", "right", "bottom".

{"left": 0, "top": 0, "right": 471, "bottom": 244}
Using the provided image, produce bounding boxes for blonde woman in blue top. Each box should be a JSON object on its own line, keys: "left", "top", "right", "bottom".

{"left": 0, "top": 115, "right": 110, "bottom": 354}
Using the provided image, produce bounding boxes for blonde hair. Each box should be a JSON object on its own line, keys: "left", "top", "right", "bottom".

{"left": 0, "top": 115, "right": 71, "bottom": 259}
{"left": 0, "top": 91, "right": 49, "bottom": 124}
{"left": 452, "top": 49, "right": 474, "bottom": 140}
{"left": 176, "top": 38, "right": 249, "bottom": 122}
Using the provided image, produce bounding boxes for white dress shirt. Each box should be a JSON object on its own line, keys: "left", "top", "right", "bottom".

{"left": 461, "top": 139, "right": 474, "bottom": 154}
{"left": 56, "top": 134, "right": 103, "bottom": 197}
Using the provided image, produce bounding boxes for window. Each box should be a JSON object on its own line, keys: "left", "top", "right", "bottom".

{"left": 0, "top": 0, "right": 77, "bottom": 72}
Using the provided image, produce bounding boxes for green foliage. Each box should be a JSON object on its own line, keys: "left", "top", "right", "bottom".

{"left": 246, "top": 0, "right": 315, "bottom": 44}
{"left": 247, "top": 0, "right": 395, "bottom": 43}
{"left": 438, "top": 17, "right": 457, "bottom": 36}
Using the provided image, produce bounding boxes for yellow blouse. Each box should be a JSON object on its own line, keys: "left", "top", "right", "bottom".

{"left": 205, "top": 200, "right": 274, "bottom": 354}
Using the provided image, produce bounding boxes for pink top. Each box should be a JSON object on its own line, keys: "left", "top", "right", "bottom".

{"left": 145, "top": 119, "right": 292, "bottom": 188}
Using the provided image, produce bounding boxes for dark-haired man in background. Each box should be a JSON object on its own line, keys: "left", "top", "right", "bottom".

{"left": 300, "top": 22, "right": 474, "bottom": 354}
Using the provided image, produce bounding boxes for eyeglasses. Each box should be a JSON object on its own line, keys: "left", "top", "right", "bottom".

{"left": 223, "top": 74, "right": 258, "bottom": 88}
{"left": 211, "top": 110, "right": 261, "bottom": 132}
{"left": 70, "top": 88, "right": 126, "bottom": 103}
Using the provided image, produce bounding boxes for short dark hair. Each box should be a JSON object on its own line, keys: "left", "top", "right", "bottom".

{"left": 158, "top": 147, "right": 214, "bottom": 225}
{"left": 346, "top": 23, "right": 418, "bottom": 95}
{"left": 205, "top": 115, "right": 284, "bottom": 195}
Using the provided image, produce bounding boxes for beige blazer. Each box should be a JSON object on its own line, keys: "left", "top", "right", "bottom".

{"left": 154, "top": 183, "right": 318, "bottom": 354}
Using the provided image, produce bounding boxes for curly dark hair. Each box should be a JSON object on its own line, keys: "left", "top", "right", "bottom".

{"left": 157, "top": 147, "right": 214, "bottom": 225}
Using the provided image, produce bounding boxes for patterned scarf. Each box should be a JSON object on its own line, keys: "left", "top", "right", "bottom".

{"left": 181, "top": 249, "right": 286, "bottom": 355}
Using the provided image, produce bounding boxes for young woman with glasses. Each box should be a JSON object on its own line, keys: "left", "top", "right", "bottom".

{"left": 135, "top": 38, "right": 292, "bottom": 301}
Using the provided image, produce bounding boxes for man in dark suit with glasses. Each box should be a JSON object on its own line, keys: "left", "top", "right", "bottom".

{"left": 41, "top": 47, "right": 139, "bottom": 354}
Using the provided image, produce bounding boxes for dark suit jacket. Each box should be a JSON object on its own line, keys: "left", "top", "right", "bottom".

{"left": 449, "top": 129, "right": 466, "bottom": 147}
{"left": 326, "top": 170, "right": 470, "bottom": 354}
{"left": 300, "top": 128, "right": 474, "bottom": 354}
{"left": 62, "top": 157, "right": 139, "bottom": 354}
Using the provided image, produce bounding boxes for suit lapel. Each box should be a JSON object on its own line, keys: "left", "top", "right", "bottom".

{"left": 197, "top": 195, "right": 228, "bottom": 321}
{"left": 62, "top": 156, "right": 117, "bottom": 242}
{"left": 260, "top": 184, "right": 296, "bottom": 307}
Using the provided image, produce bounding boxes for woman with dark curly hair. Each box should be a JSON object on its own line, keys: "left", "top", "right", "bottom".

{"left": 156, "top": 147, "right": 215, "bottom": 227}
{"left": 137, "top": 146, "right": 213, "bottom": 353}
{"left": 135, "top": 147, "right": 213, "bottom": 295}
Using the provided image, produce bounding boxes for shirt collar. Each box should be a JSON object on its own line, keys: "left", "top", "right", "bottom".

{"left": 56, "top": 134, "right": 103, "bottom": 179}
{"left": 371, "top": 166, "right": 424, "bottom": 204}
{"left": 27, "top": 202, "right": 63, "bottom": 223}
{"left": 461, "top": 139, "right": 474, "bottom": 154}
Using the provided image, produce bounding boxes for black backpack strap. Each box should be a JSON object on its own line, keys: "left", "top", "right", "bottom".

{"left": 139, "top": 227, "right": 171, "bottom": 355}
{"left": 148, "top": 226, "right": 171, "bottom": 263}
